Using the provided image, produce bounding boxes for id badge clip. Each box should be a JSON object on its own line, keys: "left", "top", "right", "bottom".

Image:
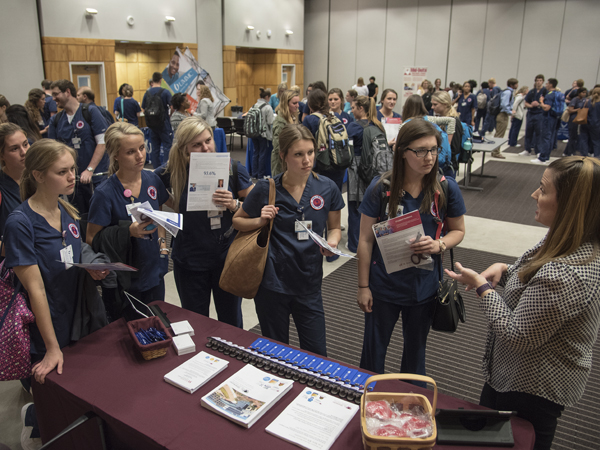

{"left": 126, "top": 202, "right": 142, "bottom": 218}
{"left": 72, "top": 137, "right": 81, "bottom": 149}
{"left": 60, "top": 244, "right": 74, "bottom": 269}
{"left": 295, "top": 220, "right": 312, "bottom": 241}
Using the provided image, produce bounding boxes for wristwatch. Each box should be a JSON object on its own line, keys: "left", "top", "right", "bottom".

{"left": 86, "top": 166, "right": 94, "bottom": 173}
{"left": 476, "top": 282, "right": 494, "bottom": 298}
{"left": 157, "top": 237, "right": 166, "bottom": 245}
{"left": 230, "top": 198, "right": 240, "bottom": 213}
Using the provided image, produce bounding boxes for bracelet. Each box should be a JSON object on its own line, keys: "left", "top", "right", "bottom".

{"left": 358, "top": 285, "right": 369, "bottom": 289}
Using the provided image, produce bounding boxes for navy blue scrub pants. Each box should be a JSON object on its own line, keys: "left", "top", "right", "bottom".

{"left": 480, "top": 383, "right": 564, "bottom": 450}
{"left": 149, "top": 123, "right": 173, "bottom": 169}
{"left": 251, "top": 137, "right": 269, "bottom": 179}
{"left": 360, "top": 296, "right": 436, "bottom": 387}
{"left": 565, "top": 121, "right": 579, "bottom": 155}
{"left": 538, "top": 116, "right": 557, "bottom": 162}
{"left": 254, "top": 285, "right": 327, "bottom": 357}
{"left": 347, "top": 200, "right": 360, "bottom": 253}
{"left": 173, "top": 261, "right": 243, "bottom": 328}
{"left": 525, "top": 113, "right": 544, "bottom": 153}
{"left": 508, "top": 118, "right": 523, "bottom": 146}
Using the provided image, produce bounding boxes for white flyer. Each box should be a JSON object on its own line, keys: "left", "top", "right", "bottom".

{"left": 266, "top": 387, "right": 359, "bottom": 450}
{"left": 382, "top": 117, "right": 402, "bottom": 144}
{"left": 186, "top": 153, "right": 230, "bottom": 211}
{"left": 295, "top": 221, "right": 356, "bottom": 259}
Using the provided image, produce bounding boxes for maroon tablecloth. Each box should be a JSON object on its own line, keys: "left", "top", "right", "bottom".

{"left": 33, "top": 302, "right": 535, "bottom": 449}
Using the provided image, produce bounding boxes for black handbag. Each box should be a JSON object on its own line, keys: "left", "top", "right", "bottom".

{"left": 431, "top": 249, "right": 466, "bottom": 333}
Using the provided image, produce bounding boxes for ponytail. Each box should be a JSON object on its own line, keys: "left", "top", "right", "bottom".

{"left": 366, "top": 97, "right": 385, "bottom": 134}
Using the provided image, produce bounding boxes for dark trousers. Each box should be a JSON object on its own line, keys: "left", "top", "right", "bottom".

{"left": 475, "top": 108, "right": 487, "bottom": 134}
{"left": 538, "top": 116, "right": 557, "bottom": 162}
{"left": 173, "top": 261, "right": 243, "bottom": 328}
{"left": 68, "top": 180, "right": 93, "bottom": 215}
{"left": 254, "top": 285, "right": 327, "bottom": 356}
{"left": 508, "top": 118, "right": 523, "bottom": 146}
{"left": 149, "top": 124, "right": 173, "bottom": 169}
{"left": 360, "top": 296, "right": 436, "bottom": 387}
{"left": 525, "top": 113, "right": 544, "bottom": 153}
{"left": 251, "top": 137, "right": 269, "bottom": 178}
{"left": 347, "top": 200, "right": 360, "bottom": 253}
{"left": 588, "top": 125, "right": 600, "bottom": 157}
{"left": 480, "top": 383, "right": 564, "bottom": 450}
{"left": 565, "top": 121, "right": 579, "bottom": 155}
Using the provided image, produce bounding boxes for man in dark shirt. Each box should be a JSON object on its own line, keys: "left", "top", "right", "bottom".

{"left": 522, "top": 74, "right": 548, "bottom": 157}
{"left": 367, "top": 77, "right": 379, "bottom": 102}
{"left": 142, "top": 72, "right": 173, "bottom": 168}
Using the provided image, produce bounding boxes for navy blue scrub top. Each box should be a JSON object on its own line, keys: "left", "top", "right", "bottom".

{"left": 4, "top": 202, "right": 82, "bottom": 355}
{"left": 242, "top": 173, "right": 345, "bottom": 295}
{"left": 0, "top": 171, "right": 22, "bottom": 236}
{"left": 456, "top": 94, "right": 477, "bottom": 124}
{"left": 155, "top": 161, "right": 252, "bottom": 271}
{"left": 359, "top": 176, "right": 466, "bottom": 305}
{"left": 543, "top": 90, "right": 557, "bottom": 117}
{"left": 334, "top": 111, "right": 354, "bottom": 126}
{"left": 47, "top": 103, "right": 109, "bottom": 174}
{"left": 376, "top": 108, "right": 401, "bottom": 122}
{"left": 302, "top": 114, "right": 320, "bottom": 137}
{"left": 115, "top": 98, "right": 142, "bottom": 126}
{"left": 569, "top": 97, "right": 586, "bottom": 122}
{"left": 525, "top": 87, "right": 548, "bottom": 115}
{"left": 88, "top": 171, "right": 169, "bottom": 292}
{"left": 347, "top": 120, "right": 369, "bottom": 157}
{"left": 42, "top": 95, "right": 57, "bottom": 123}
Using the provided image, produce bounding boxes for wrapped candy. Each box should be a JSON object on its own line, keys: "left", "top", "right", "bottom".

{"left": 365, "top": 401, "right": 433, "bottom": 439}
{"left": 365, "top": 400, "right": 396, "bottom": 420}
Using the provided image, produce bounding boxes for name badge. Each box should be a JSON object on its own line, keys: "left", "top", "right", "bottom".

{"left": 207, "top": 210, "right": 223, "bottom": 218}
{"left": 210, "top": 217, "right": 221, "bottom": 230}
{"left": 126, "top": 202, "right": 142, "bottom": 218}
{"left": 60, "top": 244, "right": 74, "bottom": 269}
{"left": 72, "top": 137, "right": 81, "bottom": 149}
{"left": 295, "top": 220, "right": 312, "bottom": 241}
{"left": 461, "top": 102, "right": 467, "bottom": 107}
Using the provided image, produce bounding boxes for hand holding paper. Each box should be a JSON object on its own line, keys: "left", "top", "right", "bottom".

{"left": 129, "top": 202, "right": 183, "bottom": 238}
{"left": 295, "top": 220, "right": 356, "bottom": 259}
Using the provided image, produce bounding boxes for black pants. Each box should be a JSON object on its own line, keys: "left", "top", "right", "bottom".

{"left": 480, "top": 383, "right": 564, "bottom": 450}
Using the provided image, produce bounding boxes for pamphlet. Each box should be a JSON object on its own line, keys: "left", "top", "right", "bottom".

{"left": 201, "top": 364, "right": 294, "bottom": 428}
{"left": 62, "top": 262, "right": 138, "bottom": 271}
{"left": 164, "top": 351, "right": 228, "bottom": 394}
{"left": 266, "top": 387, "right": 359, "bottom": 450}
{"left": 382, "top": 117, "right": 402, "bottom": 144}
{"left": 372, "top": 210, "right": 429, "bottom": 274}
{"left": 295, "top": 221, "right": 356, "bottom": 259}
{"left": 187, "top": 152, "right": 230, "bottom": 211}
{"left": 129, "top": 202, "right": 183, "bottom": 238}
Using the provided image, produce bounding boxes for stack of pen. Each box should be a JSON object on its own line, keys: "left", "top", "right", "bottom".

{"left": 205, "top": 336, "right": 374, "bottom": 404}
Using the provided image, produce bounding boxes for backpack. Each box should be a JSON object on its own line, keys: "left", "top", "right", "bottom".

{"left": 357, "top": 123, "right": 394, "bottom": 185}
{"left": 455, "top": 120, "right": 474, "bottom": 169}
{"left": 244, "top": 103, "right": 267, "bottom": 138}
{"left": 145, "top": 88, "right": 166, "bottom": 130}
{"left": 476, "top": 91, "right": 488, "bottom": 110}
{"left": 313, "top": 112, "right": 354, "bottom": 172}
{"left": 487, "top": 88, "right": 509, "bottom": 116}
{"left": 551, "top": 91, "right": 566, "bottom": 117}
{"left": 97, "top": 105, "right": 115, "bottom": 125}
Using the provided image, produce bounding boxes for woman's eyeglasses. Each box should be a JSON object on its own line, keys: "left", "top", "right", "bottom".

{"left": 405, "top": 147, "right": 440, "bottom": 158}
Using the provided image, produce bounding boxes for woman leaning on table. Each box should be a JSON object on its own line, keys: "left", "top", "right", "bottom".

{"left": 357, "top": 119, "right": 465, "bottom": 384}
{"left": 233, "top": 124, "right": 344, "bottom": 356}
{"left": 445, "top": 156, "right": 600, "bottom": 450}
{"left": 155, "top": 116, "right": 253, "bottom": 328}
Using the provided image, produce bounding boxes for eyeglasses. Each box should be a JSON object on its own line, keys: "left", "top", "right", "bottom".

{"left": 405, "top": 147, "right": 440, "bottom": 158}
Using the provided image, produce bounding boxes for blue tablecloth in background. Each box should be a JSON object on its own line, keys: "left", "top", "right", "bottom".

{"left": 245, "top": 138, "right": 273, "bottom": 177}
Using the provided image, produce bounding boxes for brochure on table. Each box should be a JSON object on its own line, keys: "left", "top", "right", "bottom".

{"left": 295, "top": 220, "right": 356, "bottom": 259}
{"left": 266, "top": 387, "right": 359, "bottom": 450}
{"left": 164, "top": 351, "right": 228, "bottom": 394}
{"left": 373, "top": 210, "right": 429, "bottom": 274}
{"left": 201, "top": 364, "right": 294, "bottom": 428}
{"left": 187, "top": 152, "right": 230, "bottom": 211}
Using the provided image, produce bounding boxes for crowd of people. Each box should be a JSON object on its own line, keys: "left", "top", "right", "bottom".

{"left": 1, "top": 70, "right": 599, "bottom": 450}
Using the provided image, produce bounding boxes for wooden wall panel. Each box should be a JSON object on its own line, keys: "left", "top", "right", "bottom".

{"left": 44, "top": 61, "right": 70, "bottom": 81}
{"left": 86, "top": 46, "right": 105, "bottom": 61}
{"left": 43, "top": 44, "right": 68, "bottom": 61}
{"left": 68, "top": 45, "right": 86, "bottom": 61}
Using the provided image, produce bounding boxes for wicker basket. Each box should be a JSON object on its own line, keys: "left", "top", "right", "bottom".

{"left": 127, "top": 316, "right": 172, "bottom": 360}
{"left": 360, "top": 374, "right": 437, "bottom": 450}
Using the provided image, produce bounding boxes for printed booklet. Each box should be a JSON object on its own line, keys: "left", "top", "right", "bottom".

{"left": 164, "top": 351, "right": 228, "bottom": 394}
{"left": 201, "top": 364, "right": 294, "bottom": 428}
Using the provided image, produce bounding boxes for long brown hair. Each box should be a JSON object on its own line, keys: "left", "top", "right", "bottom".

{"left": 166, "top": 116, "right": 213, "bottom": 212}
{"left": 0, "top": 123, "right": 25, "bottom": 167}
{"left": 519, "top": 157, "right": 600, "bottom": 283}
{"left": 198, "top": 85, "right": 214, "bottom": 102}
{"left": 275, "top": 90, "right": 299, "bottom": 124}
{"left": 25, "top": 89, "right": 45, "bottom": 125}
{"left": 379, "top": 119, "right": 444, "bottom": 218}
{"left": 21, "top": 139, "right": 79, "bottom": 220}
{"left": 278, "top": 124, "right": 318, "bottom": 178}
{"left": 402, "top": 94, "right": 429, "bottom": 120}
{"left": 353, "top": 96, "right": 385, "bottom": 134}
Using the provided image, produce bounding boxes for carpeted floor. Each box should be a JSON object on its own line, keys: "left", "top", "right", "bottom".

{"left": 251, "top": 248, "right": 600, "bottom": 450}
{"left": 459, "top": 161, "right": 546, "bottom": 227}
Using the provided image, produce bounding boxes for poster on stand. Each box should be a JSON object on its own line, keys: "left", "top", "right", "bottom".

{"left": 402, "top": 67, "right": 428, "bottom": 107}
{"left": 160, "top": 47, "right": 230, "bottom": 116}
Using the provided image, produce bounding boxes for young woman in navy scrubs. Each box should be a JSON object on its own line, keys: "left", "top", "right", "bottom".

{"left": 233, "top": 124, "right": 344, "bottom": 356}
{"left": 87, "top": 123, "right": 170, "bottom": 304}
{"left": 377, "top": 89, "right": 401, "bottom": 124}
{"left": 357, "top": 119, "right": 465, "bottom": 383}
{"left": 455, "top": 81, "right": 477, "bottom": 127}
{"left": 328, "top": 88, "right": 353, "bottom": 125}
{"left": 156, "top": 116, "right": 253, "bottom": 328}
{"left": 0, "top": 124, "right": 28, "bottom": 240}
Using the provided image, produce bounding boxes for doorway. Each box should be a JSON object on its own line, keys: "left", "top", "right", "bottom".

{"left": 282, "top": 65, "right": 295, "bottom": 87}
{"left": 69, "top": 63, "right": 107, "bottom": 107}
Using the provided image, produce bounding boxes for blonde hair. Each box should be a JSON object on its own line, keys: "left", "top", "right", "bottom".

{"left": 431, "top": 91, "right": 460, "bottom": 118}
{"left": 277, "top": 83, "right": 288, "bottom": 96}
{"left": 104, "top": 122, "right": 144, "bottom": 175}
{"left": 516, "top": 86, "right": 529, "bottom": 96}
{"left": 278, "top": 124, "right": 318, "bottom": 178}
{"left": 198, "top": 85, "right": 214, "bottom": 102}
{"left": 357, "top": 77, "right": 365, "bottom": 87}
{"left": 21, "top": 139, "right": 79, "bottom": 220}
{"left": 275, "top": 90, "right": 299, "bottom": 124}
{"left": 353, "top": 96, "right": 385, "bottom": 133}
{"left": 591, "top": 87, "right": 600, "bottom": 106}
{"left": 519, "top": 157, "right": 600, "bottom": 283}
{"left": 166, "top": 116, "right": 213, "bottom": 212}
{"left": 290, "top": 85, "right": 301, "bottom": 95}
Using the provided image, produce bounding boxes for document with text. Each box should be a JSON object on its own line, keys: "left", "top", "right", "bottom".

{"left": 186, "top": 152, "right": 230, "bottom": 211}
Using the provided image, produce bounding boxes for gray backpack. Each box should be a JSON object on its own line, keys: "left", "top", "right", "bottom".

{"left": 244, "top": 103, "right": 267, "bottom": 138}
{"left": 357, "top": 123, "right": 394, "bottom": 185}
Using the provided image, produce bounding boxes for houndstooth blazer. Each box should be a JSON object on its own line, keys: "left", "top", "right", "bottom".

{"left": 480, "top": 238, "right": 600, "bottom": 407}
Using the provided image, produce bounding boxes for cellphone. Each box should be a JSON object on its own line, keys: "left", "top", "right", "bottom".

{"left": 144, "top": 224, "right": 157, "bottom": 231}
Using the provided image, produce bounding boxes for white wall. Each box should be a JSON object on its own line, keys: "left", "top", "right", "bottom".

{"left": 196, "top": 0, "right": 223, "bottom": 89}
{"left": 37, "top": 0, "right": 197, "bottom": 43}
{"left": 223, "top": 0, "right": 304, "bottom": 50}
{"left": 0, "top": 0, "right": 45, "bottom": 104}
{"left": 305, "top": 0, "right": 600, "bottom": 113}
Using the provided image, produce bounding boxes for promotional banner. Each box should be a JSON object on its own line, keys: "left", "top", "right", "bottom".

{"left": 161, "top": 47, "right": 230, "bottom": 116}
{"left": 402, "top": 67, "right": 428, "bottom": 106}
